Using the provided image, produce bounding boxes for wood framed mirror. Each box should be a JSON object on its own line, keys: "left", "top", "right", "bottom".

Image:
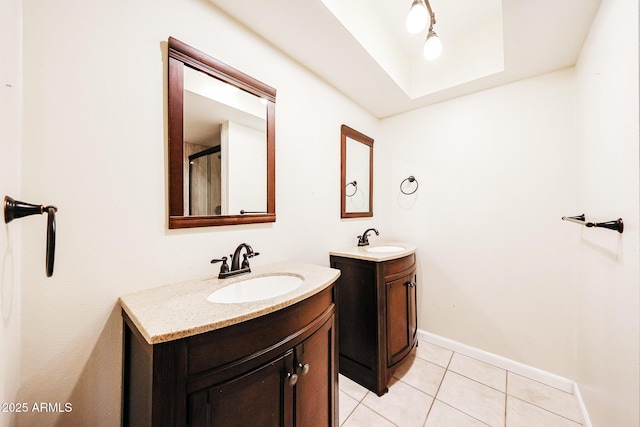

{"left": 168, "top": 37, "right": 276, "bottom": 228}
{"left": 340, "top": 125, "right": 373, "bottom": 218}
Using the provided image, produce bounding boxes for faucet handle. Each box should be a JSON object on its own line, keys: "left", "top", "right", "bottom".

{"left": 211, "top": 257, "right": 229, "bottom": 274}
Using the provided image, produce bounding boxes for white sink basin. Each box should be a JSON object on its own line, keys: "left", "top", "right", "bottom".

{"left": 207, "top": 275, "right": 304, "bottom": 304}
{"left": 366, "top": 245, "right": 405, "bottom": 253}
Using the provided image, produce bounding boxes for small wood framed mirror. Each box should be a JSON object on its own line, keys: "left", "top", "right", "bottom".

{"left": 340, "top": 125, "right": 373, "bottom": 218}
{"left": 167, "top": 37, "right": 276, "bottom": 228}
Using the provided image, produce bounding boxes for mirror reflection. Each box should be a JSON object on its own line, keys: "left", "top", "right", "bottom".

{"left": 344, "top": 136, "right": 370, "bottom": 213}
{"left": 341, "top": 125, "right": 373, "bottom": 218}
{"left": 183, "top": 67, "right": 267, "bottom": 216}
{"left": 167, "top": 37, "right": 276, "bottom": 228}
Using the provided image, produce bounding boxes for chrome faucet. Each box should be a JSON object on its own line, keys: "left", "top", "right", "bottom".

{"left": 211, "top": 243, "right": 260, "bottom": 279}
{"left": 357, "top": 228, "right": 379, "bottom": 246}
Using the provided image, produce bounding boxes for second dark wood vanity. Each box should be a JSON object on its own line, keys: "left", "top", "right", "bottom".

{"left": 330, "top": 247, "right": 417, "bottom": 396}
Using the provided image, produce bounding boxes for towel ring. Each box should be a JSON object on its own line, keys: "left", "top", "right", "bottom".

{"left": 4, "top": 196, "right": 58, "bottom": 277}
{"left": 346, "top": 180, "right": 357, "bottom": 197}
{"left": 400, "top": 176, "right": 419, "bottom": 195}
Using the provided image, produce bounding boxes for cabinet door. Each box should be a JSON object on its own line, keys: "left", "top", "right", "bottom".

{"left": 386, "top": 274, "right": 417, "bottom": 367}
{"left": 294, "top": 315, "right": 336, "bottom": 427}
{"left": 188, "top": 351, "right": 294, "bottom": 427}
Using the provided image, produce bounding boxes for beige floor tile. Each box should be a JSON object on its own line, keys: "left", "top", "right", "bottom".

{"left": 393, "top": 354, "right": 447, "bottom": 396}
{"left": 415, "top": 340, "right": 454, "bottom": 368}
{"left": 507, "top": 373, "right": 582, "bottom": 423}
{"left": 426, "top": 400, "right": 491, "bottom": 427}
{"left": 506, "top": 396, "right": 582, "bottom": 427}
{"left": 340, "top": 391, "right": 360, "bottom": 426}
{"left": 340, "top": 374, "right": 369, "bottom": 402}
{"left": 437, "top": 371, "right": 506, "bottom": 427}
{"left": 362, "top": 378, "right": 434, "bottom": 427}
{"left": 342, "top": 404, "right": 396, "bottom": 427}
{"left": 448, "top": 353, "right": 507, "bottom": 392}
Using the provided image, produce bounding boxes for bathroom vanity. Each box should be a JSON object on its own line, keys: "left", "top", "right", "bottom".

{"left": 329, "top": 243, "right": 417, "bottom": 396}
{"left": 119, "top": 262, "right": 340, "bottom": 427}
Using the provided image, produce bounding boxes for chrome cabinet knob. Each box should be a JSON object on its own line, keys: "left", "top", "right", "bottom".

{"left": 287, "top": 372, "right": 299, "bottom": 386}
{"left": 298, "top": 363, "right": 310, "bottom": 375}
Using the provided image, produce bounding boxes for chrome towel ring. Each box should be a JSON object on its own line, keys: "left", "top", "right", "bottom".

{"left": 346, "top": 181, "right": 358, "bottom": 197}
{"left": 400, "top": 176, "right": 419, "bottom": 195}
{"left": 4, "top": 196, "right": 58, "bottom": 277}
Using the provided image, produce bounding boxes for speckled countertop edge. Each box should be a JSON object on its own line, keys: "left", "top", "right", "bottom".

{"left": 329, "top": 241, "right": 417, "bottom": 262}
{"left": 119, "top": 261, "right": 340, "bottom": 345}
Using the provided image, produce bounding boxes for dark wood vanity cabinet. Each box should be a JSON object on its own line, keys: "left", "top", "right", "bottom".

{"left": 330, "top": 254, "right": 417, "bottom": 396}
{"left": 122, "top": 285, "right": 337, "bottom": 427}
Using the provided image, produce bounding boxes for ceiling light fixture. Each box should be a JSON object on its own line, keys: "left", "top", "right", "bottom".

{"left": 423, "top": 29, "right": 442, "bottom": 60}
{"left": 405, "top": 0, "right": 429, "bottom": 34}
{"left": 406, "top": 0, "right": 442, "bottom": 60}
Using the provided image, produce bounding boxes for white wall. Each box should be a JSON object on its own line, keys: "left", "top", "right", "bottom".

{"left": 0, "top": 0, "right": 23, "bottom": 426}
{"left": 381, "top": 2, "right": 640, "bottom": 424}
{"left": 16, "top": 0, "right": 639, "bottom": 425}
{"left": 226, "top": 121, "right": 266, "bottom": 215}
{"left": 17, "top": 0, "right": 380, "bottom": 425}
{"left": 575, "top": 1, "right": 640, "bottom": 425}
{"left": 380, "top": 69, "right": 580, "bottom": 378}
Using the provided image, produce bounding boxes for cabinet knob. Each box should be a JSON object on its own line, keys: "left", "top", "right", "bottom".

{"left": 298, "top": 363, "right": 310, "bottom": 375}
{"left": 406, "top": 281, "right": 416, "bottom": 288}
{"left": 287, "top": 372, "right": 299, "bottom": 386}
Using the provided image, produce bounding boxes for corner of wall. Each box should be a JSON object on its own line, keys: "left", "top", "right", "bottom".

{"left": 0, "top": 0, "right": 23, "bottom": 425}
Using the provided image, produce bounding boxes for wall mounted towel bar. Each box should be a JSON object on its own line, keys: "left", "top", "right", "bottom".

{"left": 562, "top": 214, "right": 624, "bottom": 234}
{"left": 4, "top": 196, "right": 58, "bottom": 277}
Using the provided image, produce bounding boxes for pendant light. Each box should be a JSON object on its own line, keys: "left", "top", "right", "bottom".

{"left": 406, "top": 0, "right": 442, "bottom": 60}
{"left": 406, "top": 0, "right": 429, "bottom": 34}
{"left": 423, "top": 29, "right": 442, "bottom": 60}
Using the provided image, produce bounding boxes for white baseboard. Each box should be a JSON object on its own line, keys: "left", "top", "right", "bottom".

{"left": 572, "top": 382, "right": 593, "bottom": 427}
{"left": 417, "top": 329, "right": 592, "bottom": 427}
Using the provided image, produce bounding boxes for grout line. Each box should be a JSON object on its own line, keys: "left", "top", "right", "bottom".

{"left": 442, "top": 362, "right": 507, "bottom": 395}
{"left": 418, "top": 330, "right": 575, "bottom": 393}
{"left": 509, "top": 395, "right": 584, "bottom": 426}
{"left": 507, "top": 371, "right": 576, "bottom": 395}
{"left": 504, "top": 361, "right": 509, "bottom": 426}
{"left": 342, "top": 336, "right": 586, "bottom": 427}
{"left": 504, "top": 384, "right": 508, "bottom": 426}
{"left": 358, "top": 400, "right": 401, "bottom": 426}
{"left": 435, "top": 400, "right": 493, "bottom": 427}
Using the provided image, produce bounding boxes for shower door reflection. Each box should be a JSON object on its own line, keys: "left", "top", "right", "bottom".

{"left": 188, "top": 146, "right": 222, "bottom": 216}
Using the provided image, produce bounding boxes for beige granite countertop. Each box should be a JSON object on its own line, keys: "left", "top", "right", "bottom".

{"left": 329, "top": 241, "right": 417, "bottom": 262}
{"left": 119, "top": 261, "right": 340, "bottom": 345}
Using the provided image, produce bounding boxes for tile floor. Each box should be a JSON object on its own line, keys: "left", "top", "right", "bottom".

{"left": 339, "top": 340, "right": 584, "bottom": 427}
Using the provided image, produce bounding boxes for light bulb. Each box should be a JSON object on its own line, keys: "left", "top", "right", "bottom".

{"left": 423, "top": 31, "right": 442, "bottom": 60}
{"left": 406, "top": 0, "right": 428, "bottom": 34}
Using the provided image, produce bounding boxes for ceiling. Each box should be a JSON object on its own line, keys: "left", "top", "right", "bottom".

{"left": 209, "top": 0, "right": 602, "bottom": 118}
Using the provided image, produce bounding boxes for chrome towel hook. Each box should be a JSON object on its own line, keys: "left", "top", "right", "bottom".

{"left": 4, "top": 196, "right": 58, "bottom": 277}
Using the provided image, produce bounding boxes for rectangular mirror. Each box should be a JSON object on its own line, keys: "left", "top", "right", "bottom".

{"left": 168, "top": 37, "right": 276, "bottom": 228}
{"left": 340, "top": 125, "right": 373, "bottom": 218}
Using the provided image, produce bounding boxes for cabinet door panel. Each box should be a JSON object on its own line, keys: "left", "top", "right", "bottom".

{"left": 386, "top": 275, "right": 415, "bottom": 367}
{"left": 189, "top": 352, "right": 293, "bottom": 427}
{"left": 295, "top": 316, "right": 335, "bottom": 426}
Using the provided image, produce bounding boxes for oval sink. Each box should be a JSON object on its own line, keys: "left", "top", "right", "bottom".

{"left": 366, "top": 245, "right": 405, "bottom": 253}
{"left": 207, "top": 275, "right": 304, "bottom": 304}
